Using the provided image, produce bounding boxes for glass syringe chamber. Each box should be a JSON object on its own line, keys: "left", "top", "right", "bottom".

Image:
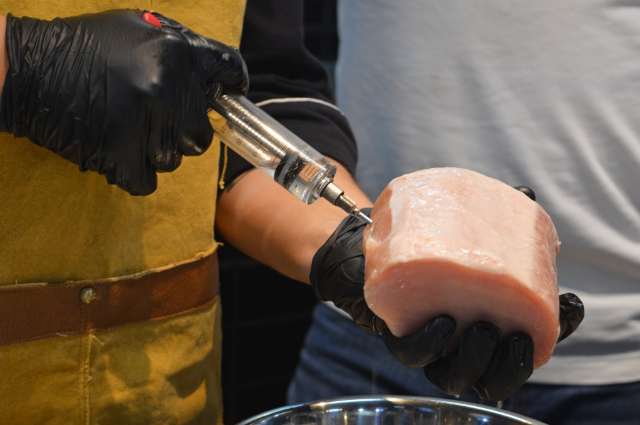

{"left": 211, "top": 94, "right": 336, "bottom": 204}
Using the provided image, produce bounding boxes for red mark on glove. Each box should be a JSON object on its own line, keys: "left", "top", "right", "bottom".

{"left": 143, "top": 12, "right": 162, "bottom": 28}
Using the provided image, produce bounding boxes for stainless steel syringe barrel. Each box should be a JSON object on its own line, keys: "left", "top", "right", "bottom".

{"left": 210, "top": 94, "right": 371, "bottom": 223}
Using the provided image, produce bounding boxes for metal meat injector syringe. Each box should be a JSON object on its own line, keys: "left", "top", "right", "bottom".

{"left": 210, "top": 94, "right": 372, "bottom": 225}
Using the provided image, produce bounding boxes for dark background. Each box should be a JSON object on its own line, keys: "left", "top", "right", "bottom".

{"left": 220, "top": 1, "right": 339, "bottom": 423}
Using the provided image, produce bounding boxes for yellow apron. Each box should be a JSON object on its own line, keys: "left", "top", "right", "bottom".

{"left": 0, "top": 1, "right": 246, "bottom": 423}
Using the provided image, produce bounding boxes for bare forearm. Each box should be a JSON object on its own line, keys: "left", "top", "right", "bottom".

{"left": 216, "top": 161, "right": 372, "bottom": 284}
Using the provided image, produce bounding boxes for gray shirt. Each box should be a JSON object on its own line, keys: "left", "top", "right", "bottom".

{"left": 337, "top": 0, "right": 640, "bottom": 384}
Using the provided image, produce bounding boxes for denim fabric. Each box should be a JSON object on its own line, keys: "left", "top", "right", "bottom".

{"left": 288, "top": 303, "right": 640, "bottom": 425}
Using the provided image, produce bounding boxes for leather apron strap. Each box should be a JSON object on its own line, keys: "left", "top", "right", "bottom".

{"left": 0, "top": 254, "right": 219, "bottom": 346}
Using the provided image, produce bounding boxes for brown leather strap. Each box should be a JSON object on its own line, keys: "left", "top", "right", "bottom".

{"left": 0, "top": 254, "right": 219, "bottom": 346}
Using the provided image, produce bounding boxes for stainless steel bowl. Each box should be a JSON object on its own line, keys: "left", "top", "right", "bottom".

{"left": 237, "top": 396, "right": 546, "bottom": 425}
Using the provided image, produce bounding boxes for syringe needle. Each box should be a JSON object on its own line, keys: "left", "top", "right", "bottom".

{"left": 353, "top": 209, "right": 373, "bottom": 225}
{"left": 321, "top": 182, "right": 372, "bottom": 224}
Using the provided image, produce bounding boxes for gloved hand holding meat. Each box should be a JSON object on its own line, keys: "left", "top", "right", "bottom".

{"left": 0, "top": 9, "right": 248, "bottom": 195}
{"left": 311, "top": 167, "right": 584, "bottom": 402}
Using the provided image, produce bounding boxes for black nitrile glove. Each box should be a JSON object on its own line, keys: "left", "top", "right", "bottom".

{"left": 1, "top": 10, "right": 248, "bottom": 195}
{"left": 311, "top": 187, "right": 584, "bottom": 402}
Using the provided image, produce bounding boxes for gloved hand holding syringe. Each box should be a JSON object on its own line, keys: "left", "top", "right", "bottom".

{"left": 209, "top": 93, "right": 372, "bottom": 225}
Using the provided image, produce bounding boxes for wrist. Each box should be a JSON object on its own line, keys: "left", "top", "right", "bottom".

{"left": 0, "top": 14, "right": 64, "bottom": 135}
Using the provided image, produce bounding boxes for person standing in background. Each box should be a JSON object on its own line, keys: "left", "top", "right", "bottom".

{"left": 288, "top": 1, "right": 640, "bottom": 424}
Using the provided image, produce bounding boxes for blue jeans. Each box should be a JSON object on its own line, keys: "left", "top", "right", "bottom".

{"left": 287, "top": 303, "right": 640, "bottom": 425}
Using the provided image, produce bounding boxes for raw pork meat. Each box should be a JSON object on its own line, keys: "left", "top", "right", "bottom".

{"left": 364, "top": 168, "right": 560, "bottom": 367}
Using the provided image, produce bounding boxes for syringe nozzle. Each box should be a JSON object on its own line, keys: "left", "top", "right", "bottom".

{"left": 321, "top": 182, "right": 372, "bottom": 225}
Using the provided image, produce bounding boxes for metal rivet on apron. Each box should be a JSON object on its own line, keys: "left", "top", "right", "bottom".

{"left": 79, "top": 287, "right": 97, "bottom": 305}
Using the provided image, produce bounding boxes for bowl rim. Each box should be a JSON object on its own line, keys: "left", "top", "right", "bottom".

{"left": 236, "top": 395, "right": 547, "bottom": 425}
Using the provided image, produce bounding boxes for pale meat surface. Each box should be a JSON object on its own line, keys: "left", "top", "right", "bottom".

{"left": 364, "top": 168, "right": 560, "bottom": 368}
